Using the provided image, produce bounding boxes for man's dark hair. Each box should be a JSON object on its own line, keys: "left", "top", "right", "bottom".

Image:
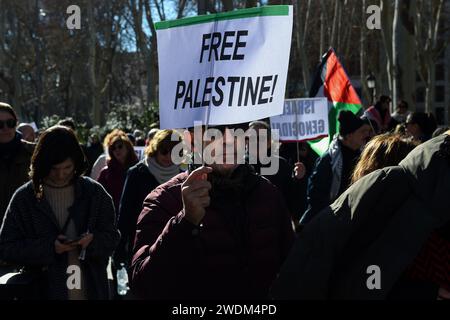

{"left": 30, "top": 125, "right": 88, "bottom": 195}
{"left": 407, "top": 112, "right": 437, "bottom": 137}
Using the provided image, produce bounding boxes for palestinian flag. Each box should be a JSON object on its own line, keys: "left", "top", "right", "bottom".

{"left": 308, "top": 48, "right": 362, "bottom": 156}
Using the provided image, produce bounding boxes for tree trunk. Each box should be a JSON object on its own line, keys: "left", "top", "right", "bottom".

{"left": 87, "top": 0, "right": 101, "bottom": 125}
{"left": 336, "top": 0, "right": 342, "bottom": 53}
{"left": 33, "top": 0, "right": 44, "bottom": 123}
{"left": 360, "top": 0, "right": 369, "bottom": 106}
{"left": 11, "top": 12, "right": 23, "bottom": 118}
{"left": 330, "top": 0, "right": 339, "bottom": 49}
{"left": 0, "top": 0, "right": 5, "bottom": 79}
{"left": 198, "top": 0, "right": 207, "bottom": 15}
{"left": 177, "top": 0, "right": 187, "bottom": 19}
{"left": 245, "top": 0, "right": 258, "bottom": 8}
{"left": 424, "top": 60, "right": 435, "bottom": 113}
{"left": 380, "top": 0, "right": 394, "bottom": 101}
{"left": 221, "top": 0, "right": 233, "bottom": 11}
{"left": 144, "top": 0, "right": 158, "bottom": 105}
{"left": 393, "top": 0, "right": 416, "bottom": 112}
{"left": 295, "top": 0, "right": 311, "bottom": 95}
{"left": 319, "top": 0, "right": 325, "bottom": 59}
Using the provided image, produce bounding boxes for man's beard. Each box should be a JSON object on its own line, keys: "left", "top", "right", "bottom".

{"left": 207, "top": 164, "right": 254, "bottom": 201}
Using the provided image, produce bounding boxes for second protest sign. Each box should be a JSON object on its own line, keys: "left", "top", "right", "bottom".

{"left": 270, "top": 98, "right": 329, "bottom": 142}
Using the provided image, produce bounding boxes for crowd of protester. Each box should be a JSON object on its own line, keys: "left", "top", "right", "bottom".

{"left": 0, "top": 96, "right": 449, "bottom": 300}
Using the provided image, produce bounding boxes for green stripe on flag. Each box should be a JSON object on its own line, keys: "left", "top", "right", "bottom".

{"left": 155, "top": 5, "right": 289, "bottom": 30}
{"left": 309, "top": 102, "right": 362, "bottom": 156}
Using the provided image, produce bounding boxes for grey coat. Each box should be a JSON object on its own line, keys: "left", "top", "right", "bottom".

{"left": 271, "top": 133, "right": 450, "bottom": 299}
{"left": 0, "top": 176, "right": 120, "bottom": 299}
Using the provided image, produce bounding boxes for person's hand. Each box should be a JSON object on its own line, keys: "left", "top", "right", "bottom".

{"left": 55, "top": 235, "right": 78, "bottom": 254}
{"left": 294, "top": 162, "right": 306, "bottom": 180}
{"left": 181, "top": 166, "right": 213, "bottom": 226}
{"left": 78, "top": 233, "right": 94, "bottom": 249}
{"left": 437, "top": 287, "right": 450, "bottom": 300}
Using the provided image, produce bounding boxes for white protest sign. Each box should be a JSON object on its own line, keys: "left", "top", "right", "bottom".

{"left": 270, "top": 98, "right": 329, "bottom": 142}
{"left": 133, "top": 147, "right": 145, "bottom": 161}
{"left": 156, "top": 5, "right": 293, "bottom": 129}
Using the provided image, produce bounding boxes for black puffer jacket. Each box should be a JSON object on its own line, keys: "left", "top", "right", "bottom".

{"left": 271, "top": 133, "right": 450, "bottom": 299}
{"left": 0, "top": 132, "right": 34, "bottom": 221}
{"left": 0, "top": 176, "right": 120, "bottom": 299}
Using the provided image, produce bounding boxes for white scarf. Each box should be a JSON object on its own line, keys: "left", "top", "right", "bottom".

{"left": 145, "top": 156, "right": 180, "bottom": 184}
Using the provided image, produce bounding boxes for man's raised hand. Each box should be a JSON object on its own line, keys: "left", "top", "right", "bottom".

{"left": 182, "top": 166, "right": 213, "bottom": 225}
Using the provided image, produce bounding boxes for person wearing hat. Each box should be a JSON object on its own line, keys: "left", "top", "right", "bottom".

{"left": 17, "top": 123, "right": 36, "bottom": 143}
{"left": 299, "top": 111, "right": 371, "bottom": 225}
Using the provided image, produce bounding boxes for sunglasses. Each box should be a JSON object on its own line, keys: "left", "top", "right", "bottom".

{"left": 0, "top": 119, "right": 16, "bottom": 129}
{"left": 111, "top": 143, "right": 124, "bottom": 151}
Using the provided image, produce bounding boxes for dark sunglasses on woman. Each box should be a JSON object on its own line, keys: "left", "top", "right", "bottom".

{"left": 0, "top": 119, "right": 16, "bottom": 129}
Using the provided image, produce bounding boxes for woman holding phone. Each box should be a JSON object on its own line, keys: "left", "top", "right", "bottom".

{"left": 0, "top": 125, "right": 120, "bottom": 300}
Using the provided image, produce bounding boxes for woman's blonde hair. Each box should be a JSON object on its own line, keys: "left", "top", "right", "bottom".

{"left": 103, "top": 129, "right": 137, "bottom": 166}
{"left": 145, "top": 129, "right": 181, "bottom": 158}
{"left": 351, "top": 133, "right": 418, "bottom": 184}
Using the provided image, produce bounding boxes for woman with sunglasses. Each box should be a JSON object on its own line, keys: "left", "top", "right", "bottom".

{"left": 97, "top": 130, "right": 138, "bottom": 212}
{"left": 114, "top": 129, "right": 181, "bottom": 267}
{"left": 0, "top": 102, "right": 34, "bottom": 223}
{"left": 0, "top": 125, "right": 120, "bottom": 299}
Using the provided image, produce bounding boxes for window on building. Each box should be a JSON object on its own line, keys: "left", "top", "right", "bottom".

{"left": 435, "top": 107, "right": 444, "bottom": 126}
{"left": 436, "top": 65, "right": 444, "bottom": 81}
{"left": 435, "top": 85, "right": 445, "bottom": 102}
{"left": 416, "top": 87, "right": 425, "bottom": 103}
{"left": 416, "top": 71, "right": 421, "bottom": 82}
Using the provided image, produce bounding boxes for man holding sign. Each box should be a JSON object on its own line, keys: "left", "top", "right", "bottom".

{"left": 131, "top": 6, "right": 295, "bottom": 299}
{"left": 131, "top": 124, "right": 295, "bottom": 299}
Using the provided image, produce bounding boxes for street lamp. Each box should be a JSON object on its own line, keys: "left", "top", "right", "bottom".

{"left": 366, "top": 73, "right": 376, "bottom": 105}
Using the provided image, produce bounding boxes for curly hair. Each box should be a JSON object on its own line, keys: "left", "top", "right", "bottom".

{"left": 103, "top": 129, "right": 138, "bottom": 167}
{"left": 351, "top": 133, "right": 419, "bottom": 184}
